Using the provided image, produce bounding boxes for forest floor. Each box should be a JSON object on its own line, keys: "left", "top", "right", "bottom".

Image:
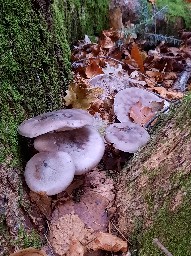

{"left": 1, "top": 4, "right": 191, "bottom": 256}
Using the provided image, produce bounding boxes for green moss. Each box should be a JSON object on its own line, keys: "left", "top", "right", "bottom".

{"left": 0, "top": 0, "right": 109, "bottom": 166}
{"left": 0, "top": 0, "right": 65, "bottom": 166}
{"left": 157, "top": 0, "right": 191, "bottom": 29}
{"left": 130, "top": 148, "right": 191, "bottom": 255}
{"left": 129, "top": 173, "right": 191, "bottom": 256}
{"left": 138, "top": 201, "right": 191, "bottom": 256}
{"left": 52, "top": 0, "right": 109, "bottom": 46}
{"left": 12, "top": 225, "right": 42, "bottom": 249}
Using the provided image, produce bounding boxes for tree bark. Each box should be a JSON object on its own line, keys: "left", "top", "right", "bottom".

{"left": 113, "top": 99, "right": 191, "bottom": 255}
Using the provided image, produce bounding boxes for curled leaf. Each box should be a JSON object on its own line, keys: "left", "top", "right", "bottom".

{"left": 150, "top": 87, "right": 183, "bottom": 100}
{"left": 129, "top": 101, "right": 155, "bottom": 126}
{"left": 64, "top": 79, "right": 103, "bottom": 109}
{"left": 85, "top": 60, "right": 104, "bottom": 78}
{"left": 87, "top": 232, "right": 128, "bottom": 252}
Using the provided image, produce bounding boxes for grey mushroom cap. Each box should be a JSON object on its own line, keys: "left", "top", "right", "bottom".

{"left": 89, "top": 74, "right": 129, "bottom": 100}
{"left": 18, "top": 109, "right": 94, "bottom": 138}
{"left": 105, "top": 122, "right": 150, "bottom": 153}
{"left": 114, "top": 87, "right": 170, "bottom": 123}
{"left": 24, "top": 151, "right": 75, "bottom": 195}
{"left": 34, "top": 126, "right": 105, "bottom": 175}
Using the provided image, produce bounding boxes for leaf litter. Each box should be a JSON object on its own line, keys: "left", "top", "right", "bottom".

{"left": 9, "top": 24, "right": 191, "bottom": 256}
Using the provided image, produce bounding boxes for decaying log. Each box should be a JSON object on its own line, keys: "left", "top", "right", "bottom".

{"left": 172, "top": 60, "right": 191, "bottom": 92}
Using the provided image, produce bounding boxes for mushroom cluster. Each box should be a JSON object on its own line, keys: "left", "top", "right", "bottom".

{"left": 104, "top": 87, "right": 170, "bottom": 153}
{"left": 19, "top": 89, "right": 169, "bottom": 194}
{"left": 18, "top": 109, "right": 105, "bottom": 195}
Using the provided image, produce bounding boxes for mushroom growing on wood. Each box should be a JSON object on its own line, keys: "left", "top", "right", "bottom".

{"left": 114, "top": 87, "right": 169, "bottom": 123}
{"left": 34, "top": 126, "right": 105, "bottom": 175}
{"left": 24, "top": 151, "right": 75, "bottom": 195}
{"left": 105, "top": 122, "right": 150, "bottom": 153}
{"left": 18, "top": 109, "right": 94, "bottom": 138}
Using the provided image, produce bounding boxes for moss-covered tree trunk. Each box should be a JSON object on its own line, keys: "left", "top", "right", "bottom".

{"left": 114, "top": 97, "right": 191, "bottom": 256}
{"left": 0, "top": 0, "right": 108, "bottom": 254}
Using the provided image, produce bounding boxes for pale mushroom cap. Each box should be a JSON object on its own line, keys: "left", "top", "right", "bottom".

{"left": 114, "top": 88, "right": 169, "bottom": 122}
{"left": 34, "top": 126, "right": 105, "bottom": 175}
{"left": 24, "top": 151, "right": 75, "bottom": 195}
{"left": 18, "top": 109, "right": 94, "bottom": 138}
{"left": 89, "top": 74, "right": 129, "bottom": 100}
{"left": 105, "top": 122, "right": 150, "bottom": 153}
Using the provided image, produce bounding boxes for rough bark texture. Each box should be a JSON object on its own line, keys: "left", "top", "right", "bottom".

{"left": 0, "top": 0, "right": 109, "bottom": 254}
{"left": 113, "top": 98, "right": 191, "bottom": 256}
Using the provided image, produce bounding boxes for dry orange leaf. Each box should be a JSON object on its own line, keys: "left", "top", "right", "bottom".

{"left": 87, "top": 232, "right": 128, "bottom": 252}
{"left": 131, "top": 43, "right": 145, "bottom": 73}
{"left": 67, "top": 239, "right": 85, "bottom": 256}
{"left": 151, "top": 87, "right": 183, "bottom": 99}
{"left": 99, "top": 36, "right": 115, "bottom": 49}
{"left": 85, "top": 60, "right": 103, "bottom": 78}
{"left": 146, "top": 71, "right": 164, "bottom": 82}
{"left": 30, "top": 191, "right": 52, "bottom": 219}
{"left": 129, "top": 101, "right": 155, "bottom": 126}
{"left": 64, "top": 80, "right": 103, "bottom": 109}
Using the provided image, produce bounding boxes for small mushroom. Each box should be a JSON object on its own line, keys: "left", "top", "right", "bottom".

{"left": 18, "top": 109, "right": 94, "bottom": 138}
{"left": 24, "top": 151, "right": 75, "bottom": 195}
{"left": 105, "top": 122, "right": 150, "bottom": 153}
{"left": 114, "top": 87, "right": 169, "bottom": 123}
{"left": 34, "top": 126, "right": 105, "bottom": 175}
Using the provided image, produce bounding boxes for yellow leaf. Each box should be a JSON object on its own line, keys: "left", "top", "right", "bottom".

{"left": 64, "top": 80, "right": 103, "bottom": 109}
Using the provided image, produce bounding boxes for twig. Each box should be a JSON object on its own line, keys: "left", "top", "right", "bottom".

{"left": 44, "top": 233, "right": 55, "bottom": 256}
{"left": 172, "top": 61, "right": 191, "bottom": 92}
{"left": 144, "top": 105, "right": 170, "bottom": 129}
{"left": 110, "top": 221, "right": 132, "bottom": 245}
{"left": 72, "top": 56, "right": 124, "bottom": 67}
{"left": 153, "top": 238, "right": 173, "bottom": 256}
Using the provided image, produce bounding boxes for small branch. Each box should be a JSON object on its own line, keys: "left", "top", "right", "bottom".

{"left": 72, "top": 56, "right": 124, "bottom": 67}
{"left": 153, "top": 238, "right": 173, "bottom": 256}
{"left": 172, "top": 61, "right": 191, "bottom": 92}
{"left": 144, "top": 105, "right": 170, "bottom": 129}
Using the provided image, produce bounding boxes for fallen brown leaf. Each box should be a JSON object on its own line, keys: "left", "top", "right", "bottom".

{"left": 85, "top": 60, "right": 104, "bottom": 78}
{"left": 64, "top": 79, "right": 103, "bottom": 109}
{"left": 163, "top": 72, "right": 177, "bottom": 80}
{"left": 150, "top": 87, "right": 183, "bottom": 99}
{"left": 146, "top": 71, "right": 164, "bottom": 82}
{"left": 162, "top": 80, "right": 174, "bottom": 88}
{"left": 9, "top": 248, "right": 47, "bottom": 256}
{"left": 129, "top": 101, "right": 155, "bottom": 126}
{"left": 87, "top": 232, "right": 128, "bottom": 252}
{"left": 29, "top": 191, "right": 52, "bottom": 220}
{"left": 131, "top": 43, "right": 144, "bottom": 73}
{"left": 101, "top": 37, "right": 115, "bottom": 49}
{"left": 66, "top": 239, "right": 85, "bottom": 256}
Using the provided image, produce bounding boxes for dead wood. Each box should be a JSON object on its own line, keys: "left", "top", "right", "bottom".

{"left": 172, "top": 60, "right": 191, "bottom": 92}
{"left": 153, "top": 238, "right": 173, "bottom": 256}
